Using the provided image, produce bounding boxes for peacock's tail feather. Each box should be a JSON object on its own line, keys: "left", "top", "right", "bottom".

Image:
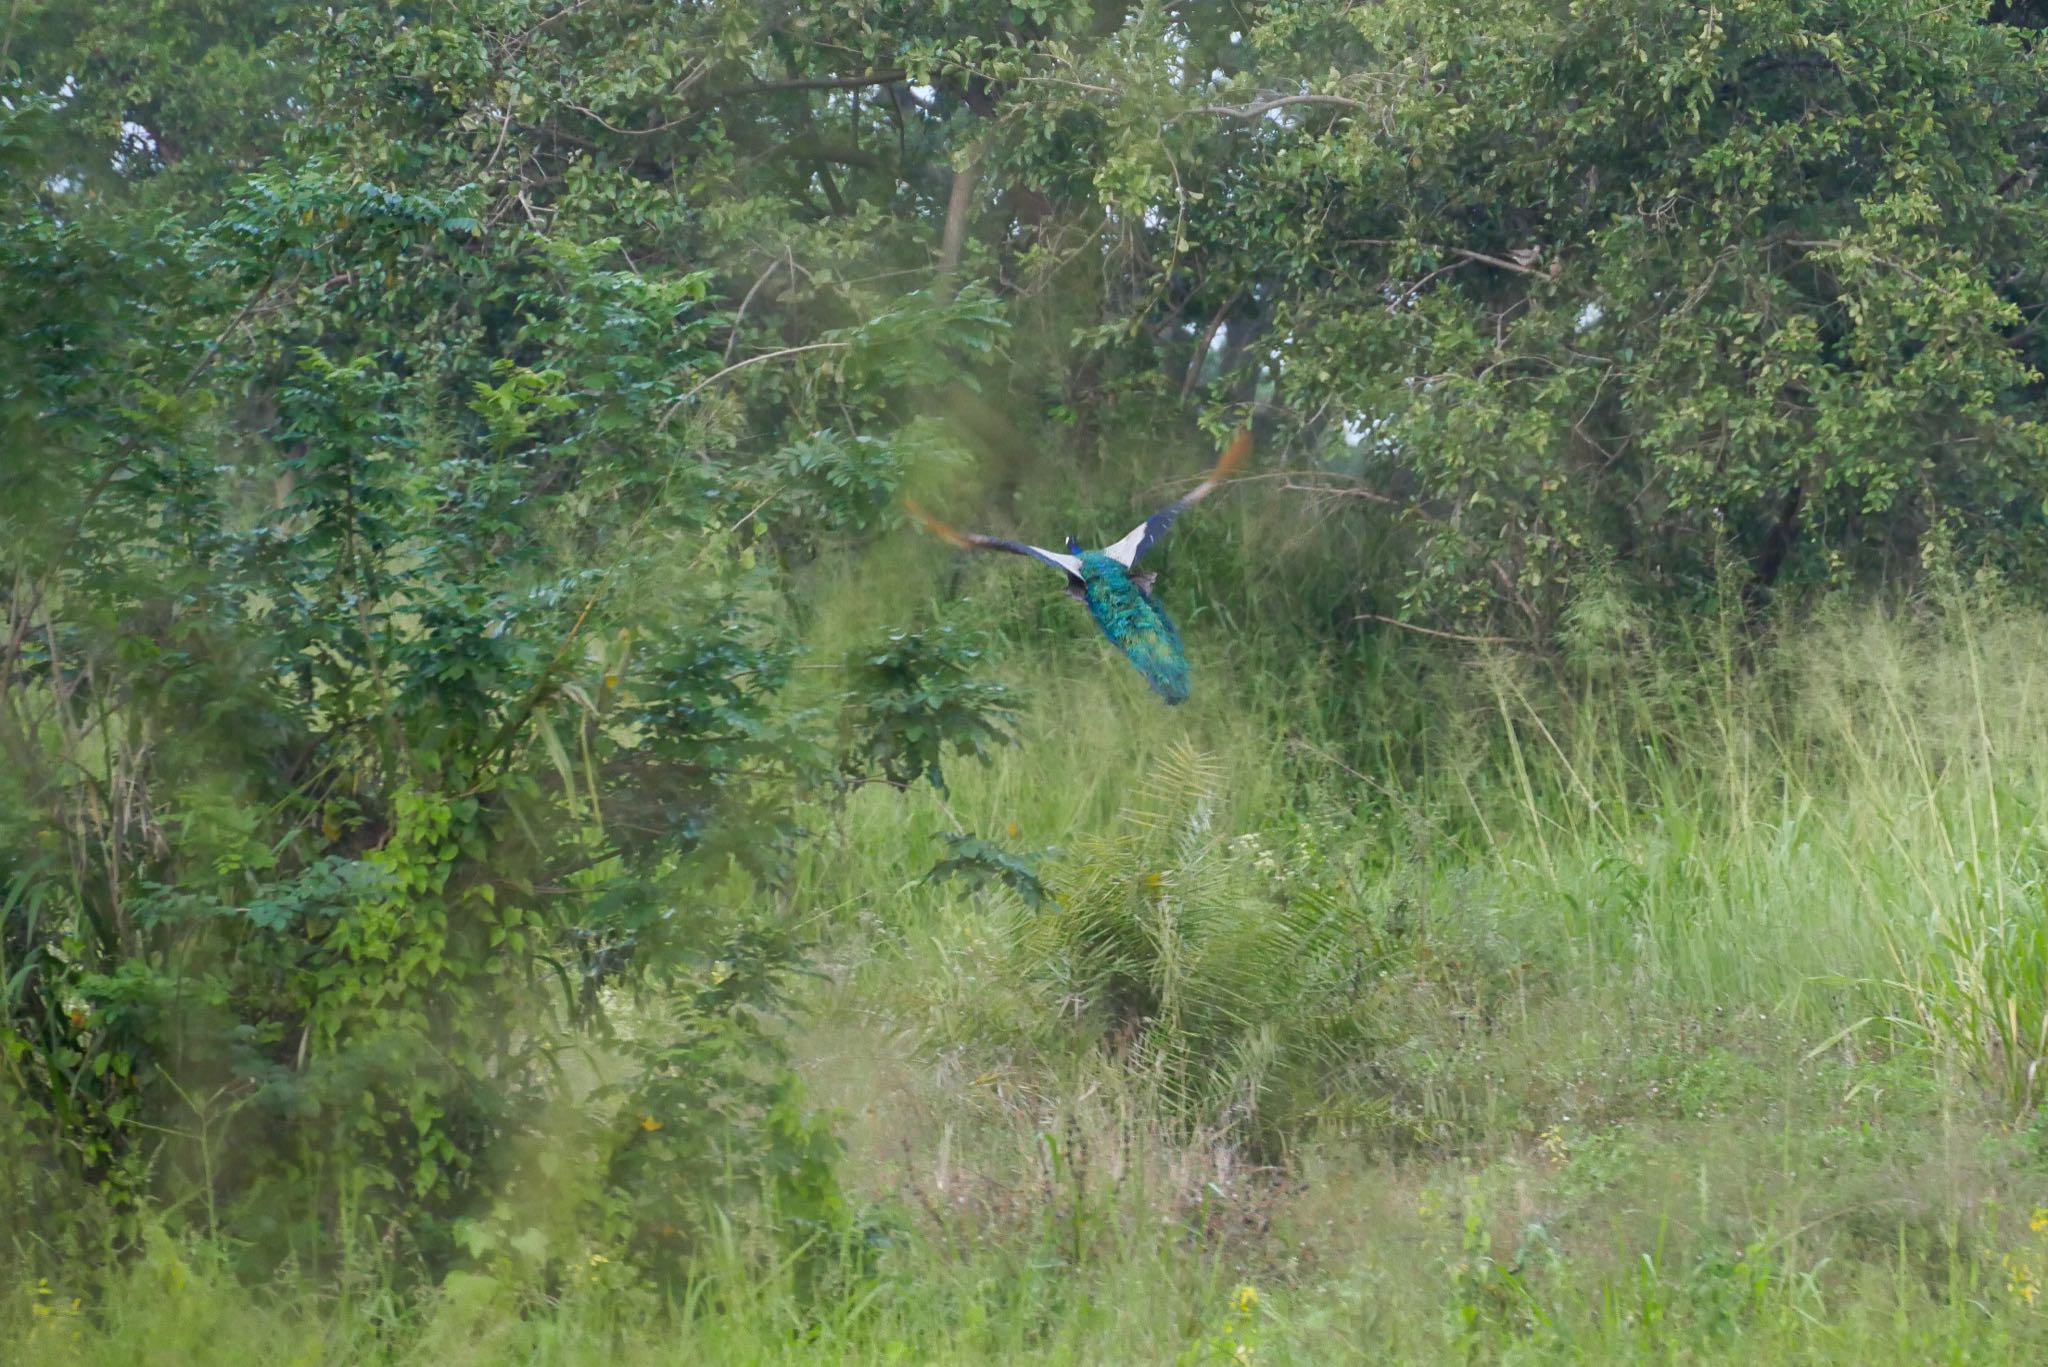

{"left": 1111, "top": 605, "right": 1190, "bottom": 705}
{"left": 1076, "top": 552, "right": 1191, "bottom": 704}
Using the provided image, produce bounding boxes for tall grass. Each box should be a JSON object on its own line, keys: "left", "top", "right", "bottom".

{"left": 20, "top": 591, "right": 2048, "bottom": 1360}
{"left": 852, "top": 582, "right": 2048, "bottom": 1103}
{"left": 707, "top": 590, "right": 2048, "bottom": 1355}
{"left": 1464, "top": 589, "right": 2048, "bottom": 1103}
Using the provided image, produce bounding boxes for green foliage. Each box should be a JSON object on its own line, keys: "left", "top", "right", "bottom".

{"left": 1008, "top": 743, "right": 1396, "bottom": 1151}
{"left": 924, "top": 831, "right": 1055, "bottom": 910}
{"left": 596, "top": 924, "right": 846, "bottom": 1286}
{"left": 24, "top": 594, "right": 2048, "bottom": 1357}
{"left": 839, "top": 627, "right": 1020, "bottom": 792}
{"left": 10, "top": 0, "right": 2048, "bottom": 1351}
{"left": 1, "top": 0, "right": 1039, "bottom": 1284}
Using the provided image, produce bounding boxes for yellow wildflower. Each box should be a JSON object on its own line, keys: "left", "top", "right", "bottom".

{"left": 639, "top": 1115, "right": 663, "bottom": 1132}
{"left": 2031, "top": 1206, "right": 2048, "bottom": 1234}
{"left": 2004, "top": 1252, "right": 2041, "bottom": 1307}
{"left": 1232, "top": 1284, "right": 1260, "bottom": 1315}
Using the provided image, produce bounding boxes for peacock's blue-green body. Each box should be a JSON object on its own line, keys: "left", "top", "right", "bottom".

{"left": 1076, "top": 551, "right": 1190, "bottom": 705}
{"left": 905, "top": 429, "right": 1248, "bottom": 706}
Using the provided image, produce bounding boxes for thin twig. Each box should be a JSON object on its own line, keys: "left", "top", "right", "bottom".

{"left": 1183, "top": 93, "right": 1372, "bottom": 119}
{"left": 1279, "top": 479, "right": 1403, "bottom": 506}
{"left": 683, "top": 489, "right": 785, "bottom": 573}
{"left": 724, "top": 256, "right": 787, "bottom": 362}
{"left": 482, "top": 91, "right": 519, "bottom": 177}
{"left": 722, "top": 70, "right": 908, "bottom": 97}
{"left": 657, "top": 342, "right": 850, "bottom": 428}
{"left": 1389, "top": 257, "right": 1471, "bottom": 308}
{"left": 1181, "top": 293, "right": 1238, "bottom": 400}
{"left": 1285, "top": 737, "right": 1401, "bottom": 801}
{"left": 519, "top": 0, "right": 603, "bottom": 38}
{"left": 1354, "top": 613, "right": 1516, "bottom": 645}
{"left": 562, "top": 101, "right": 694, "bottom": 137}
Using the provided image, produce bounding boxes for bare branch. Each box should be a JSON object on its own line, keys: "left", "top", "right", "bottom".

{"left": 725, "top": 70, "right": 908, "bottom": 97}
{"left": 658, "top": 342, "right": 851, "bottom": 428}
{"left": 938, "top": 139, "right": 987, "bottom": 283}
{"left": 724, "top": 256, "right": 788, "bottom": 363}
{"left": 1355, "top": 613, "right": 1516, "bottom": 645}
{"left": 1341, "top": 238, "right": 1557, "bottom": 278}
{"left": 561, "top": 101, "right": 695, "bottom": 137}
{"left": 1185, "top": 93, "right": 1372, "bottom": 119}
{"left": 1279, "top": 479, "right": 1403, "bottom": 506}
{"left": 1445, "top": 246, "right": 1554, "bottom": 277}
{"left": 1182, "top": 293, "right": 1238, "bottom": 399}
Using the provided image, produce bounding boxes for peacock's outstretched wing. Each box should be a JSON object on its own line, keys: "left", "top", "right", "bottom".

{"left": 903, "top": 500, "right": 1084, "bottom": 587}
{"left": 1101, "top": 428, "right": 1251, "bottom": 569}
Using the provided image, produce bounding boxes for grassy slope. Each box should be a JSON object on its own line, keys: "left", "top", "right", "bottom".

{"left": 16, "top": 592, "right": 2048, "bottom": 1362}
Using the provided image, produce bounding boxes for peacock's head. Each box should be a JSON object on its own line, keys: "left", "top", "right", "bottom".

{"left": 1065, "top": 534, "right": 1083, "bottom": 555}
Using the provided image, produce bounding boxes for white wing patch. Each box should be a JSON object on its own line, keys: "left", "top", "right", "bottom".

{"left": 1102, "top": 519, "right": 1154, "bottom": 568}
{"left": 1024, "top": 545, "right": 1086, "bottom": 577}
{"left": 909, "top": 429, "right": 1244, "bottom": 579}
{"left": 1098, "top": 429, "right": 1251, "bottom": 568}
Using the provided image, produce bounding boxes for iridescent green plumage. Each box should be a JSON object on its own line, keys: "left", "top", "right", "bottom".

{"left": 905, "top": 430, "right": 1248, "bottom": 705}
{"left": 1076, "top": 552, "right": 1189, "bottom": 705}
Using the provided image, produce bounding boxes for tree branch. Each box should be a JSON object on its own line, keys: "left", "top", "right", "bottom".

{"left": 1278, "top": 478, "right": 1404, "bottom": 506}
{"left": 1342, "top": 238, "right": 1556, "bottom": 277}
{"left": 723, "top": 256, "right": 787, "bottom": 363}
{"left": 938, "top": 139, "right": 987, "bottom": 283}
{"left": 1445, "top": 246, "right": 1553, "bottom": 277}
{"left": 1182, "top": 293, "right": 1238, "bottom": 399}
{"left": 561, "top": 102, "right": 694, "bottom": 137}
{"left": 724, "top": 70, "right": 908, "bottom": 97}
{"left": 1185, "top": 93, "right": 1372, "bottom": 119}
{"left": 657, "top": 342, "right": 850, "bottom": 428}
{"left": 1354, "top": 614, "right": 1516, "bottom": 645}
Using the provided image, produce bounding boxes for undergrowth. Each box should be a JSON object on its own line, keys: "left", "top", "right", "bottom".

{"left": 18, "top": 589, "right": 2048, "bottom": 1361}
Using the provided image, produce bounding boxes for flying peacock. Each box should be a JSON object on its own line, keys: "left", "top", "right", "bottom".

{"left": 905, "top": 429, "right": 1250, "bottom": 705}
